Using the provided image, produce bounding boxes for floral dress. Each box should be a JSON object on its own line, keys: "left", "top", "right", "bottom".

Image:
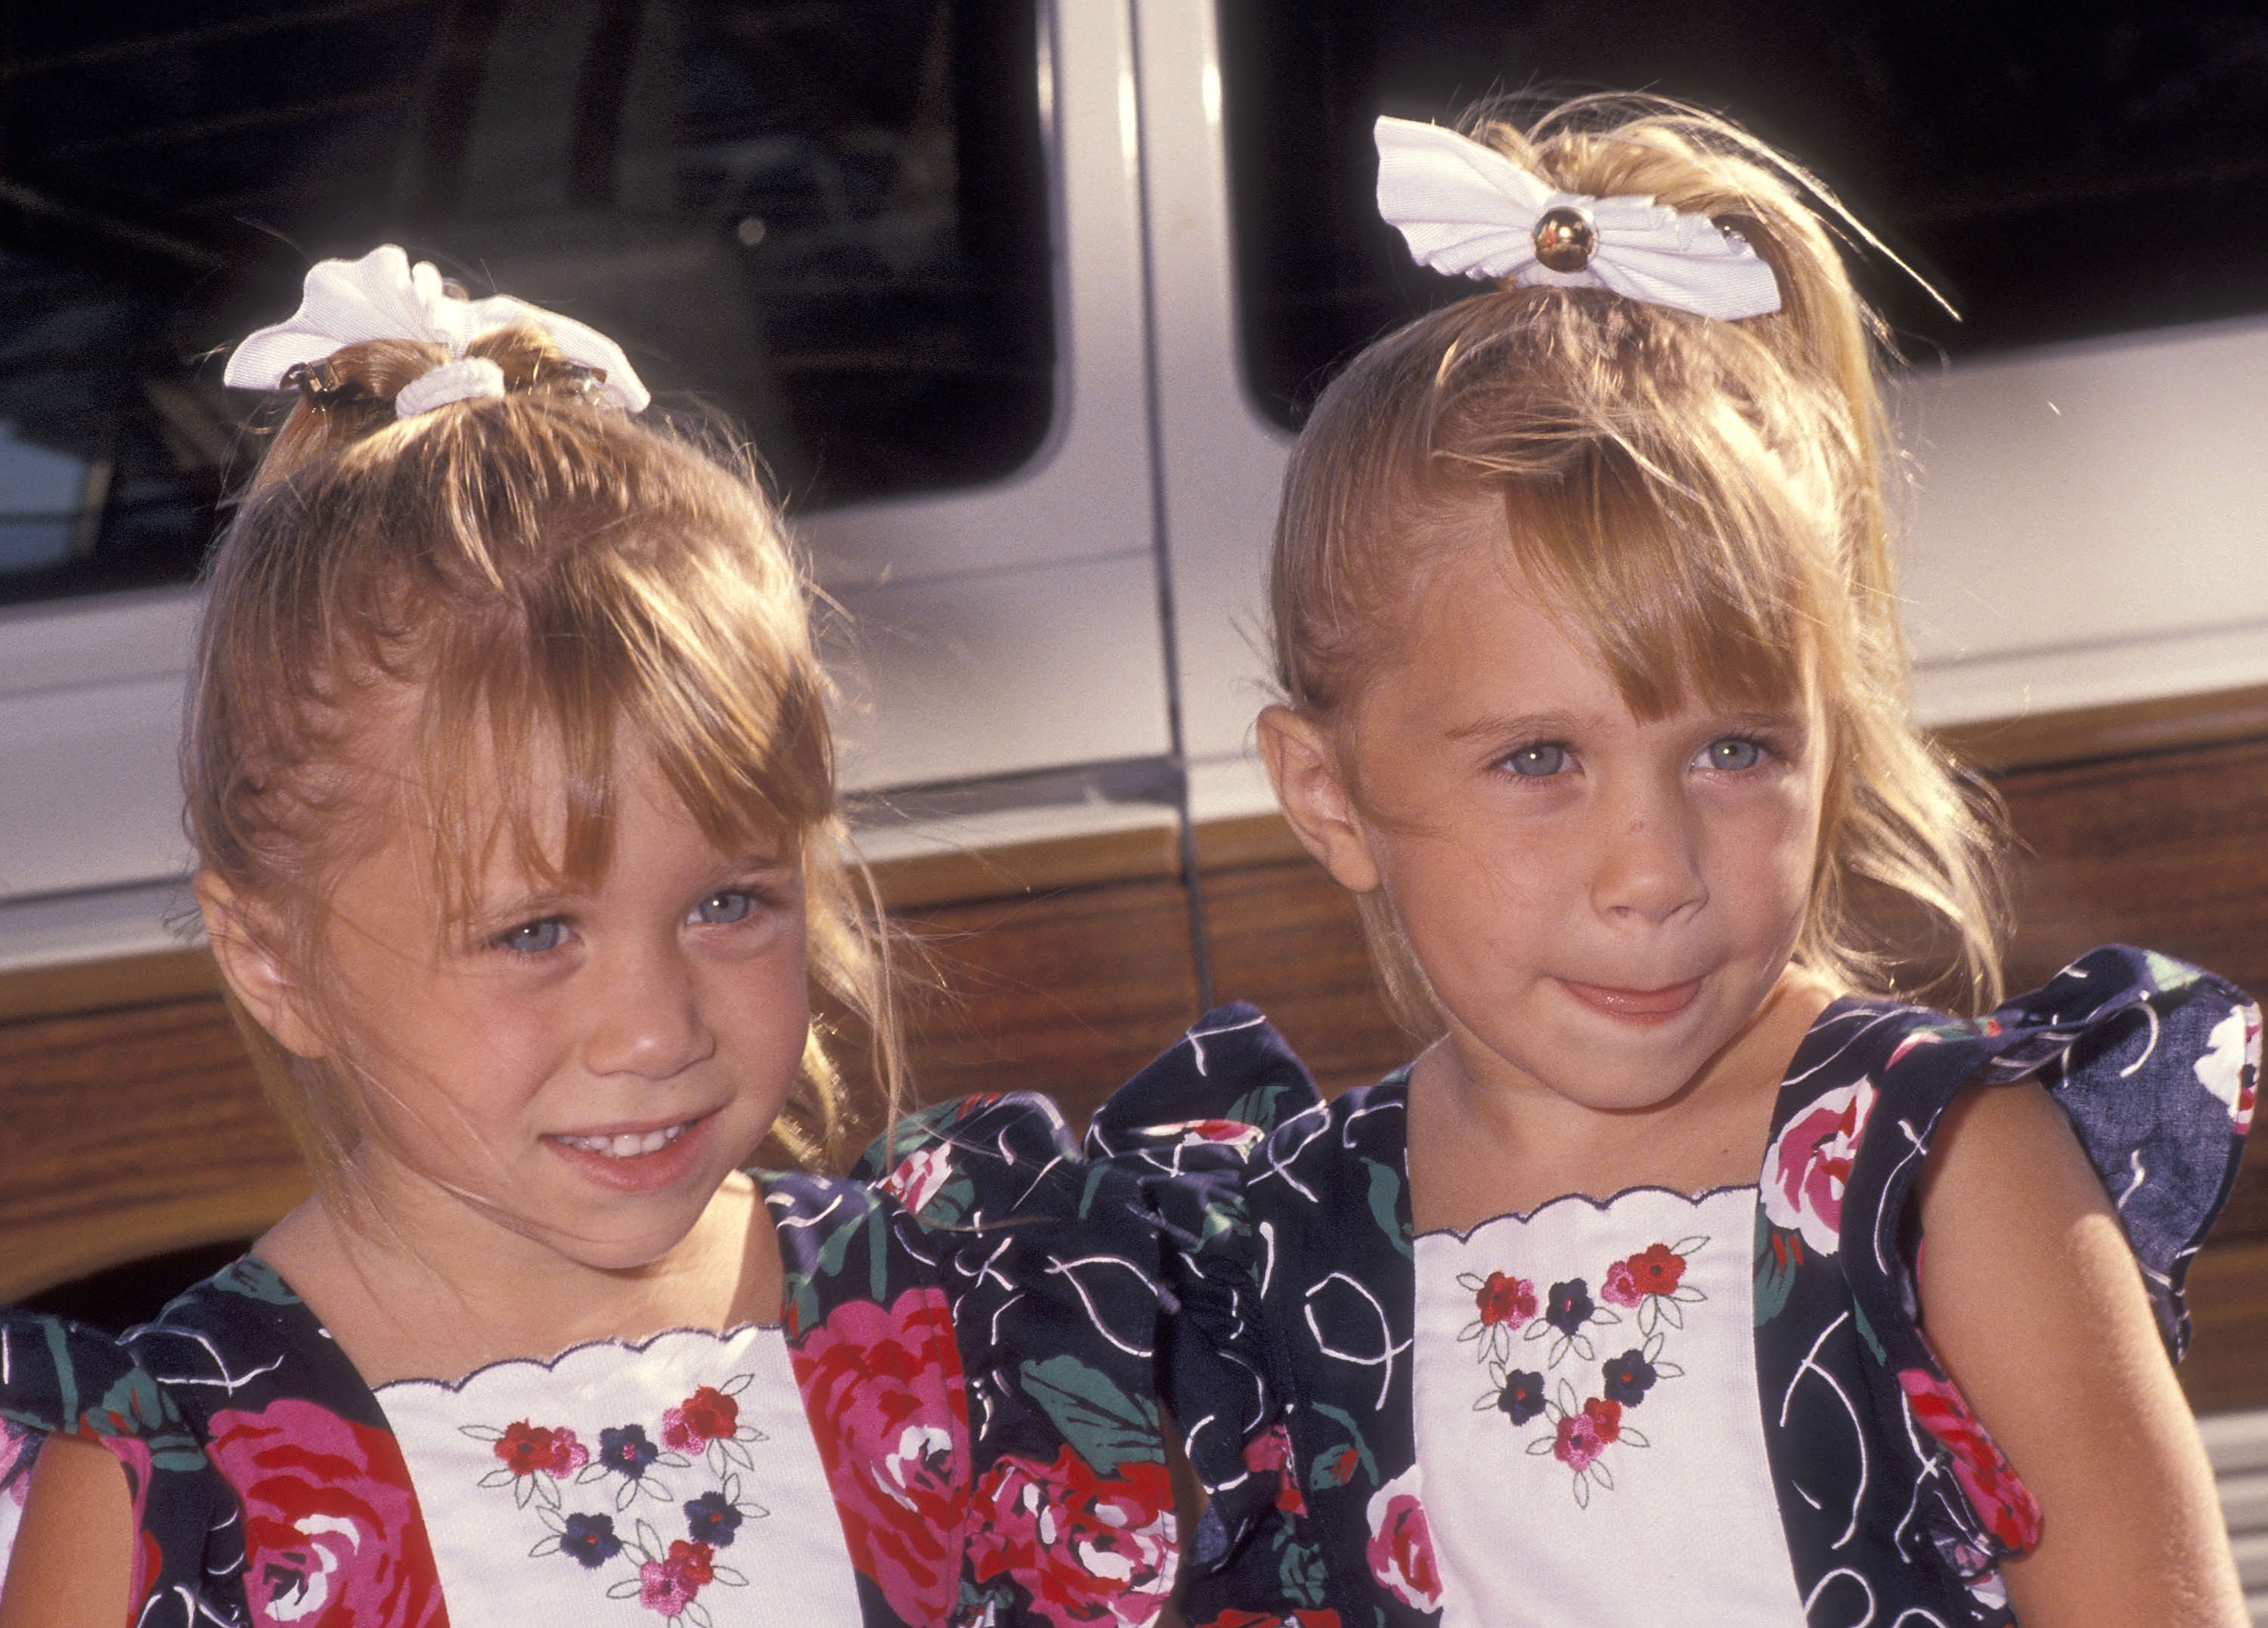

{"left": 0, "top": 1093, "right": 1179, "bottom": 1628}
{"left": 1087, "top": 946, "right": 2259, "bottom": 1628}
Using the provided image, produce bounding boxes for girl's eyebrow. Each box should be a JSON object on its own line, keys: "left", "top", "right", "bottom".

{"left": 1441, "top": 709, "right": 1591, "bottom": 742}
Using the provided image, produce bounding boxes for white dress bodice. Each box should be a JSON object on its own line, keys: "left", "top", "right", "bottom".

{"left": 374, "top": 1324, "right": 862, "bottom": 1626}
{"left": 1411, "top": 1185, "right": 1811, "bottom": 1628}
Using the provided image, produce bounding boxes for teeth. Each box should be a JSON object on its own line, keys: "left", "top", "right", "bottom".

{"left": 556, "top": 1122, "right": 689, "bottom": 1159}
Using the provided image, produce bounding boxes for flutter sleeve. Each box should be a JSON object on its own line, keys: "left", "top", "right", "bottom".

{"left": 1084, "top": 1006, "right": 1328, "bottom": 1584}
{"left": 844, "top": 1089, "right": 1182, "bottom": 1628}
{"left": 0, "top": 1311, "right": 219, "bottom": 1617}
{"left": 1761, "top": 945, "right": 2257, "bottom": 1592}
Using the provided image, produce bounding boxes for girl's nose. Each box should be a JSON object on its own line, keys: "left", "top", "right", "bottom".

{"left": 581, "top": 946, "right": 715, "bottom": 1080}
{"left": 1591, "top": 789, "right": 1708, "bottom": 925}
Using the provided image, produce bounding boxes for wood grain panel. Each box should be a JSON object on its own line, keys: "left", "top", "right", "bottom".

{"left": 0, "top": 997, "right": 305, "bottom": 1302}
{"left": 891, "top": 877, "right": 1204, "bottom": 1131}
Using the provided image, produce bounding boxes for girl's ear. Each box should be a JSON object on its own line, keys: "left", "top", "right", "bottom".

{"left": 1256, "top": 704, "right": 1383, "bottom": 894}
{"left": 193, "top": 872, "right": 328, "bottom": 1060}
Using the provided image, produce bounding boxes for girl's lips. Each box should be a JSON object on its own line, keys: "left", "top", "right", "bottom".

{"left": 544, "top": 1113, "right": 716, "bottom": 1194}
{"left": 1556, "top": 977, "right": 1703, "bottom": 1022}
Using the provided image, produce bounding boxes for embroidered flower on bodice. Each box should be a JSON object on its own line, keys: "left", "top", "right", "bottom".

{"left": 1465, "top": 1235, "right": 1706, "bottom": 1506}
{"left": 461, "top": 1371, "right": 771, "bottom": 1626}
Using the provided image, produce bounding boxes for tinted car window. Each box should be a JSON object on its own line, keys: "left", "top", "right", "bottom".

{"left": 0, "top": 0, "right": 1051, "bottom": 605}
{"left": 1222, "top": 1, "right": 2268, "bottom": 426}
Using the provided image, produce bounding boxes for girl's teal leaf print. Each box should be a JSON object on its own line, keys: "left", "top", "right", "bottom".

{"left": 1752, "top": 1211, "right": 1802, "bottom": 1326}
{"left": 1019, "top": 1355, "right": 1163, "bottom": 1473}
{"left": 1225, "top": 1082, "right": 1292, "bottom": 1131}
{"left": 1362, "top": 1158, "right": 1411, "bottom": 1258}
{"left": 1277, "top": 1534, "right": 1330, "bottom": 1607}
{"left": 2143, "top": 949, "right": 2199, "bottom": 993}
{"left": 212, "top": 1256, "right": 299, "bottom": 1305}
{"left": 1307, "top": 1401, "right": 1380, "bottom": 1487}
{"left": 1851, "top": 1297, "right": 1887, "bottom": 1366}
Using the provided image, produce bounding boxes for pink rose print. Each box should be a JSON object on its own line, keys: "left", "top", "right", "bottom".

{"left": 0, "top": 1421, "right": 33, "bottom": 1509}
{"left": 881, "top": 1143, "right": 957, "bottom": 1216}
{"left": 1363, "top": 1466, "right": 1442, "bottom": 1612}
{"left": 661, "top": 1386, "right": 739, "bottom": 1451}
{"left": 1602, "top": 1243, "right": 1686, "bottom": 1307}
{"left": 1899, "top": 1369, "right": 2042, "bottom": 1554}
{"left": 788, "top": 1288, "right": 971, "bottom": 1626}
{"left": 638, "top": 1540, "right": 718, "bottom": 1616}
{"left": 1551, "top": 1398, "right": 1622, "bottom": 1472}
{"left": 971, "top": 1447, "right": 1177, "bottom": 1628}
{"left": 493, "top": 1420, "right": 587, "bottom": 1477}
{"left": 1243, "top": 1422, "right": 1306, "bottom": 1516}
{"left": 2196, "top": 1005, "right": 2260, "bottom": 1137}
{"left": 205, "top": 1398, "right": 443, "bottom": 1626}
{"left": 1761, "top": 1078, "right": 1877, "bottom": 1257}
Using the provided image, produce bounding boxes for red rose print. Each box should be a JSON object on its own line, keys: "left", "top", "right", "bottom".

{"left": 1473, "top": 1271, "right": 1537, "bottom": 1328}
{"left": 1761, "top": 1079, "right": 1877, "bottom": 1257}
{"left": 1899, "top": 1369, "right": 2042, "bottom": 1553}
{"left": 493, "top": 1420, "right": 587, "bottom": 1477}
{"left": 1603, "top": 1243, "right": 1685, "bottom": 1307}
{"left": 205, "top": 1398, "right": 444, "bottom": 1626}
{"left": 665, "top": 1538, "right": 716, "bottom": 1586}
{"left": 788, "top": 1288, "right": 971, "bottom": 1626}
{"left": 1242, "top": 1423, "right": 1306, "bottom": 1516}
{"left": 1204, "top": 1614, "right": 1342, "bottom": 1628}
{"left": 971, "top": 1447, "right": 1176, "bottom": 1628}
{"left": 881, "top": 1144, "right": 957, "bottom": 1215}
{"left": 1363, "top": 1466, "right": 1441, "bottom": 1612}
{"left": 662, "top": 1386, "right": 739, "bottom": 1451}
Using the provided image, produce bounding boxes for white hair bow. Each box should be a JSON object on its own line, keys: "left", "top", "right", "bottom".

{"left": 223, "top": 244, "right": 651, "bottom": 415}
{"left": 1373, "top": 116, "right": 1782, "bottom": 321}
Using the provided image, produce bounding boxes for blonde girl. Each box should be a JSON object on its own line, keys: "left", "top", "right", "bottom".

{"left": 1095, "top": 100, "right": 2256, "bottom": 1627}
{"left": 0, "top": 247, "right": 1176, "bottom": 1628}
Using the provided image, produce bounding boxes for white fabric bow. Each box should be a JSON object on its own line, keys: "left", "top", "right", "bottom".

{"left": 1374, "top": 116, "right": 1782, "bottom": 321}
{"left": 224, "top": 244, "right": 651, "bottom": 415}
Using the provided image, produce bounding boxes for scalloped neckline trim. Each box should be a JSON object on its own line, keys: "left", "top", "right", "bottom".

{"left": 1414, "top": 1181, "right": 1758, "bottom": 1244}
{"left": 233, "top": 1252, "right": 785, "bottom": 1398}
{"left": 370, "top": 1318, "right": 784, "bottom": 1397}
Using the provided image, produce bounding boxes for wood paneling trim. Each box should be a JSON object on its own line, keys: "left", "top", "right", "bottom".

{"left": 1935, "top": 682, "right": 2268, "bottom": 772}
{"left": 0, "top": 946, "right": 220, "bottom": 1024}
{"left": 866, "top": 823, "right": 1181, "bottom": 908}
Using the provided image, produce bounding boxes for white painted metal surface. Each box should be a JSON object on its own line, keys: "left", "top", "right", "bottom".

{"left": 6, "top": 0, "right": 2268, "bottom": 970}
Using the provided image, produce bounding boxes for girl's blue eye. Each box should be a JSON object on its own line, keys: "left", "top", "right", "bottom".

{"left": 1503, "top": 743, "right": 1569, "bottom": 778}
{"left": 690, "top": 890, "right": 757, "bottom": 926}
{"left": 498, "top": 918, "right": 566, "bottom": 954}
{"left": 1699, "top": 737, "right": 1766, "bottom": 772}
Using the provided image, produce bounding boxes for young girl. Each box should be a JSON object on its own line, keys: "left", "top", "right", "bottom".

{"left": 1092, "top": 102, "right": 2257, "bottom": 1626}
{"left": 0, "top": 246, "right": 1177, "bottom": 1628}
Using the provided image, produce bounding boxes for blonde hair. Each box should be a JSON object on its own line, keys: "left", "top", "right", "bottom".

{"left": 1273, "top": 95, "right": 2006, "bottom": 1029}
{"left": 187, "top": 322, "right": 900, "bottom": 1179}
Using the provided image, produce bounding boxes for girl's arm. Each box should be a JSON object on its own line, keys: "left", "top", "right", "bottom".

{"left": 1917, "top": 1078, "right": 2248, "bottom": 1627}
{"left": 0, "top": 1432, "right": 134, "bottom": 1628}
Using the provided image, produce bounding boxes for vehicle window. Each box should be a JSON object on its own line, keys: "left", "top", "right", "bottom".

{"left": 0, "top": 0, "right": 1051, "bottom": 606}
{"left": 1222, "top": 1, "right": 2268, "bottom": 427}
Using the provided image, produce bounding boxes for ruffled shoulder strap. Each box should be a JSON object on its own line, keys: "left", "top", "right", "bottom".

{"left": 123, "top": 1257, "right": 451, "bottom": 1626}
{"left": 1833, "top": 944, "right": 2256, "bottom": 1360}
{"left": 771, "top": 1092, "right": 1179, "bottom": 1628}
{"left": 1756, "top": 946, "right": 2256, "bottom": 1598}
{"left": 0, "top": 1309, "right": 218, "bottom": 1623}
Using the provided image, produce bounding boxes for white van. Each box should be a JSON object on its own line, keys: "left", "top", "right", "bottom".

{"left": 4, "top": 0, "right": 2266, "bottom": 976}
